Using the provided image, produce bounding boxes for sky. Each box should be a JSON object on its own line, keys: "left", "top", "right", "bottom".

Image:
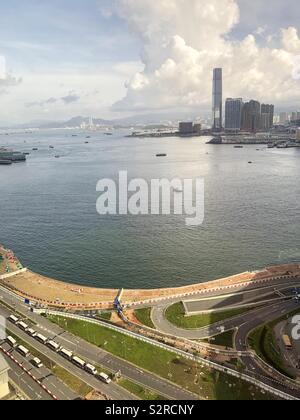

{"left": 0, "top": 0, "right": 300, "bottom": 125}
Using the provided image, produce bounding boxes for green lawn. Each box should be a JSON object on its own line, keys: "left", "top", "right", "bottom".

{"left": 47, "top": 315, "right": 277, "bottom": 400}
{"left": 52, "top": 366, "right": 92, "bottom": 397}
{"left": 134, "top": 308, "right": 155, "bottom": 329}
{"left": 248, "top": 308, "right": 300, "bottom": 380}
{"left": 119, "top": 379, "right": 166, "bottom": 400}
{"left": 165, "top": 302, "right": 255, "bottom": 329}
{"left": 94, "top": 311, "right": 112, "bottom": 321}
{"left": 205, "top": 330, "right": 235, "bottom": 348}
{"left": 248, "top": 325, "right": 295, "bottom": 380}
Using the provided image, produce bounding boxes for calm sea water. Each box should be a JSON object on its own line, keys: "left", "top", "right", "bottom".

{"left": 0, "top": 129, "right": 299, "bottom": 289}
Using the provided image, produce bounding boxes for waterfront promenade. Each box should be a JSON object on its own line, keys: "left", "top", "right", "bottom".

{"left": 1, "top": 244, "right": 299, "bottom": 310}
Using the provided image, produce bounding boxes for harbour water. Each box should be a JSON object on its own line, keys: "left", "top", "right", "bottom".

{"left": 0, "top": 129, "right": 299, "bottom": 289}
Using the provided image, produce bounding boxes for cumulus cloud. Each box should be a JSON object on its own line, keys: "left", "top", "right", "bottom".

{"left": 0, "top": 55, "right": 22, "bottom": 92}
{"left": 102, "top": 0, "right": 300, "bottom": 111}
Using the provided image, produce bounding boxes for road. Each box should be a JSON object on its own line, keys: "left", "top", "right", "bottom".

{"left": 0, "top": 305, "right": 136, "bottom": 401}
{"left": 1, "top": 350, "right": 54, "bottom": 400}
{"left": 234, "top": 299, "right": 300, "bottom": 399}
{"left": 130, "top": 276, "right": 300, "bottom": 310}
{"left": 151, "top": 281, "right": 300, "bottom": 340}
{"left": 183, "top": 287, "right": 290, "bottom": 314}
{"left": 0, "top": 286, "right": 198, "bottom": 401}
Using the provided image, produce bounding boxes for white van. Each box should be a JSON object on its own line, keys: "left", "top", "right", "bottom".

{"left": 35, "top": 333, "right": 48, "bottom": 345}
{"left": 72, "top": 356, "right": 86, "bottom": 369}
{"left": 8, "top": 315, "right": 19, "bottom": 324}
{"left": 6, "top": 336, "right": 17, "bottom": 348}
{"left": 59, "top": 348, "right": 73, "bottom": 361}
{"left": 98, "top": 372, "right": 111, "bottom": 384}
{"left": 17, "top": 345, "right": 30, "bottom": 358}
{"left": 47, "top": 340, "right": 61, "bottom": 352}
{"left": 85, "top": 363, "right": 98, "bottom": 376}
{"left": 32, "top": 358, "right": 44, "bottom": 369}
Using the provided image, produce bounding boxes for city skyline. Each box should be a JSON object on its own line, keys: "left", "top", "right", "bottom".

{"left": 0, "top": 0, "right": 300, "bottom": 125}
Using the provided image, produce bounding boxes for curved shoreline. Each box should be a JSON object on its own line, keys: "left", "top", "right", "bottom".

{"left": 1, "top": 244, "right": 299, "bottom": 310}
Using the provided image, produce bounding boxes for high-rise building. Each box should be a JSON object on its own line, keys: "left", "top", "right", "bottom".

{"left": 179, "top": 122, "right": 194, "bottom": 135}
{"left": 225, "top": 98, "right": 243, "bottom": 131}
{"left": 212, "top": 68, "right": 223, "bottom": 131}
{"left": 291, "top": 112, "right": 297, "bottom": 122}
{"left": 241, "top": 100, "right": 261, "bottom": 132}
{"left": 261, "top": 104, "right": 274, "bottom": 131}
{"left": 279, "top": 112, "right": 288, "bottom": 124}
{"left": 291, "top": 111, "right": 300, "bottom": 122}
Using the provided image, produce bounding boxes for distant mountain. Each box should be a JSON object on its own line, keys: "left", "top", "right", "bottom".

{"left": 3, "top": 110, "right": 208, "bottom": 130}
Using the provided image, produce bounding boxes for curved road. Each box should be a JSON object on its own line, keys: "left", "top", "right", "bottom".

{"left": 234, "top": 299, "right": 300, "bottom": 399}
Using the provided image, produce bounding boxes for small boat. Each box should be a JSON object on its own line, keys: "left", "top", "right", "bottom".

{"left": 86, "top": 136, "right": 91, "bottom": 139}
{"left": 32, "top": 148, "right": 38, "bottom": 151}
{"left": 55, "top": 155, "right": 60, "bottom": 159}
{"left": 156, "top": 154, "right": 167, "bottom": 157}
{"left": 49, "top": 146, "right": 54, "bottom": 149}
{"left": 85, "top": 141, "right": 89, "bottom": 144}
{"left": 234, "top": 145, "right": 244, "bottom": 149}
{"left": 0, "top": 159, "right": 12, "bottom": 165}
{"left": 248, "top": 161, "right": 253, "bottom": 164}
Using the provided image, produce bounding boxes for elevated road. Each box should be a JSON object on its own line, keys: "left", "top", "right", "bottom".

{"left": 151, "top": 282, "right": 300, "bottom": 340}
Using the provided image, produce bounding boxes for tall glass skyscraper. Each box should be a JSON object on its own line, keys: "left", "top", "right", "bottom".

{"left": 212, "top": 68, "right": 223, "bottom": 131}
{"left": 225, "top": 98, "right": 244, "bottom": 131}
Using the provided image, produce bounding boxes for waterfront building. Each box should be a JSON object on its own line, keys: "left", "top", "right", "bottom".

{"left": 212, "top": 68, "right": 223, "bottom": 131}
{"left": 279, "top": 112, "right": 288, "bottom": 124}
{"left": 179, "top": 122, "right": 194, "bottom": 135}
{"left": 241, "top": 100, "right": 261, "bottom": 132}
{"left": 193, "top": 123, "right": 202, "bottom": 134}
{"left": 261, "top": 104, "right": 274, "bottom": 130}
{"left": 225, "top": 98, "right": 243, "bottom": 131}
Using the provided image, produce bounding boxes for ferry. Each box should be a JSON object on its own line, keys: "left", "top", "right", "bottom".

{"left": 0, "top": 148, "right": 26, "bottom": 162}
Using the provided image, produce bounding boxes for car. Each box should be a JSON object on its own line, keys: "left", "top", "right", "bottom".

{"left": 32, "top": 357, "right": 44, "bottom": 368}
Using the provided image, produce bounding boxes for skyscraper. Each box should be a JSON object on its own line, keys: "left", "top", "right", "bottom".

{"left": 261, "top": 104, "right": 274, "bottom": 131}
{"left": 212, "top": 68, "right": 223, "bottom": 131}
{"left": 225, "top": 98, "right": 244, "bottom": 131}
{"left": 241, "top": 100, "right": 261, "bottom": 132}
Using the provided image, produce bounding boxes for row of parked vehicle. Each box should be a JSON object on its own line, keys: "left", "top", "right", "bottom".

{"left": 8, "top": 314, "right": 111, "bottom": 384}
{"left": 6, "top": 335, "right": 44, "bottom": 368}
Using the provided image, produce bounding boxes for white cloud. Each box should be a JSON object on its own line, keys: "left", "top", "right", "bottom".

{"left": 0, "top": 55, "right": 22, "bottom": 91}
{"left": 105, "top": 0, "right": 300, "bottom": 112}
